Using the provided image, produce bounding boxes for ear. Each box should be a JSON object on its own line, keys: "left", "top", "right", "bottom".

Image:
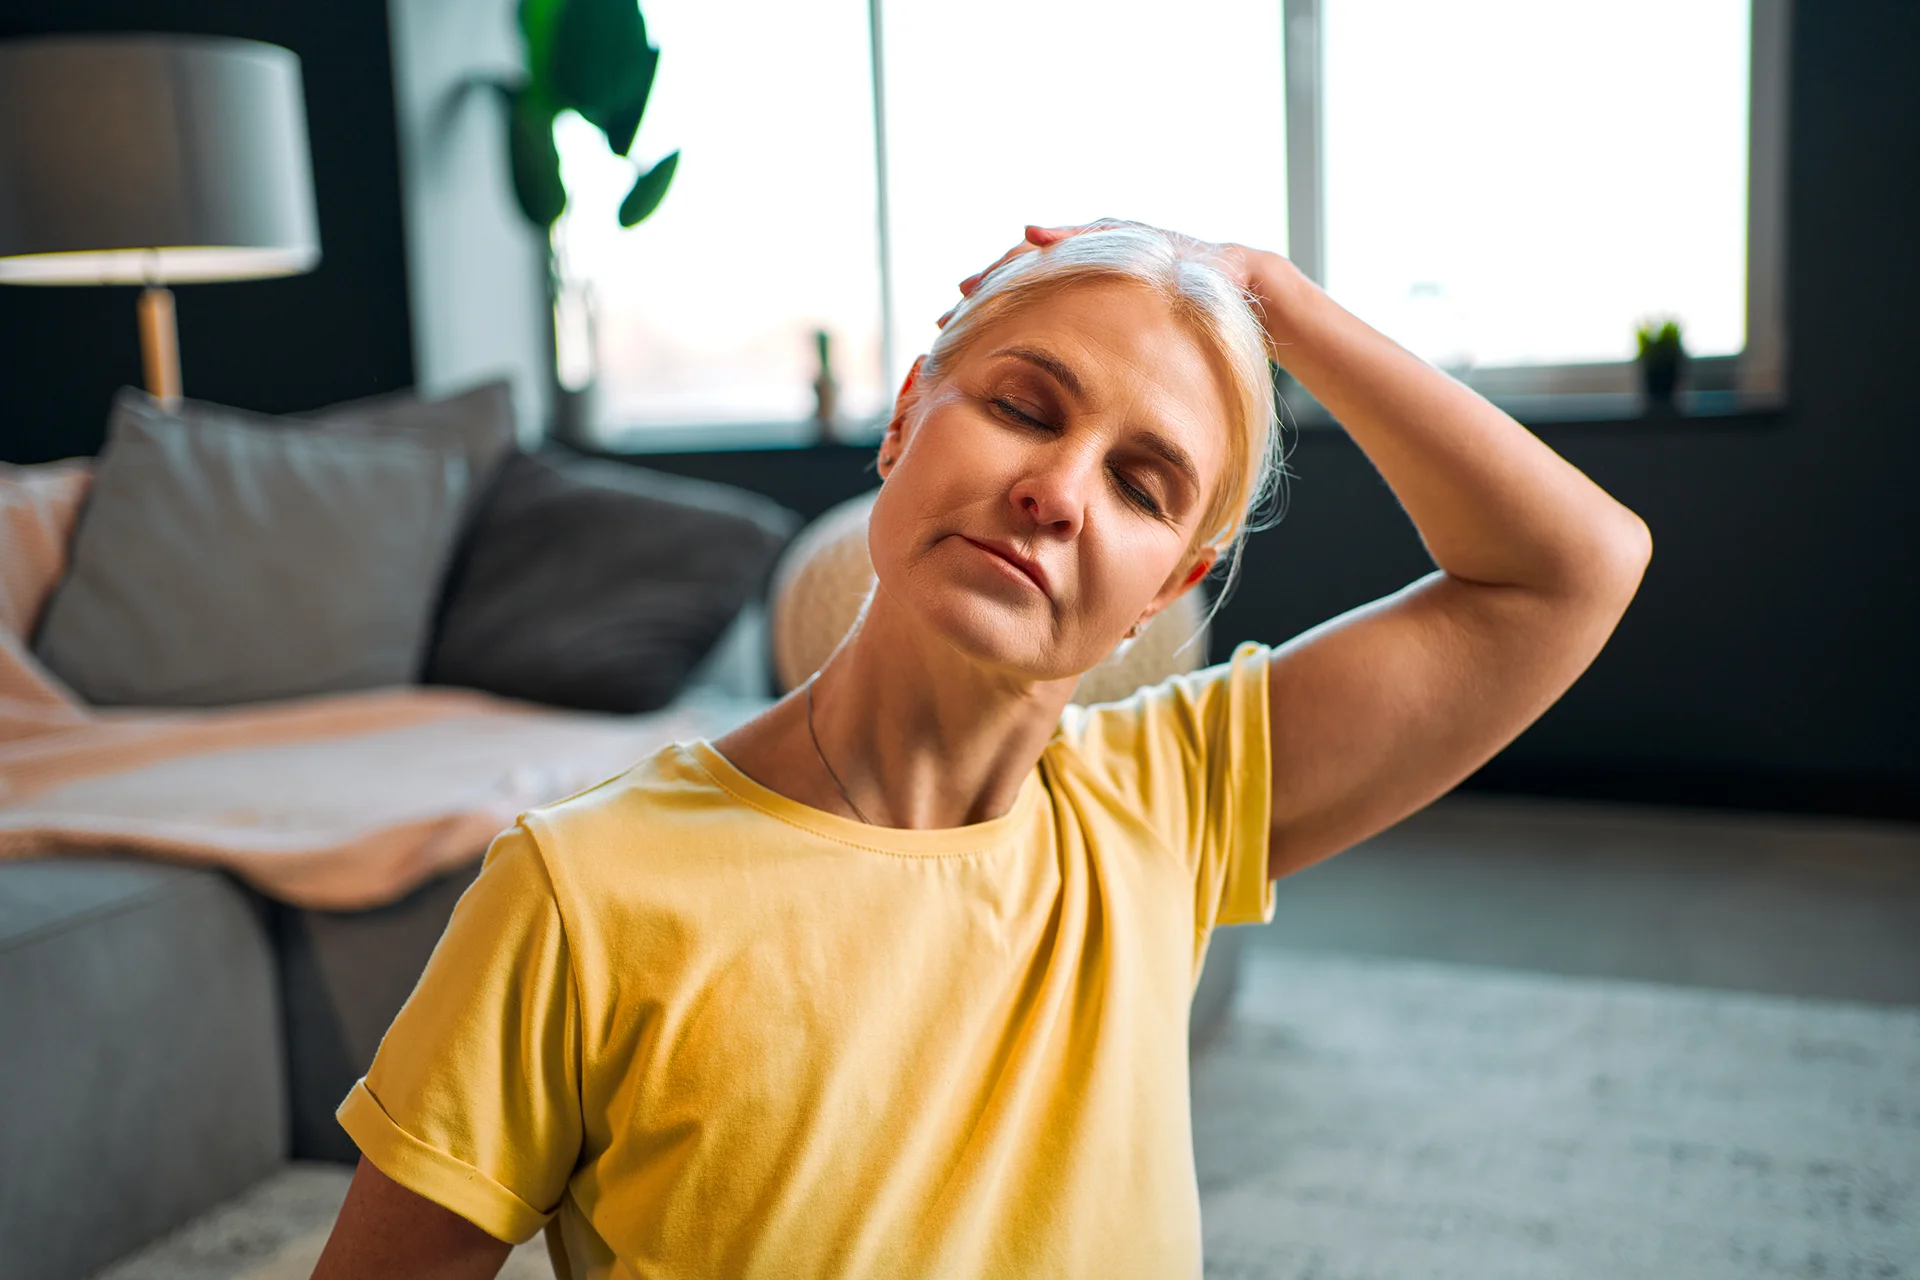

{"left": 1131, "top": 545, "right": 1219, "bottom": 631}
{"left": 877, "top": 354, "right": 928, "bottom": 479}
{"left": 1181, "top": 552, "right": 1215, "bottom": 590}
{"left": 895, "top": 354, "right": 927, "bottom": 416}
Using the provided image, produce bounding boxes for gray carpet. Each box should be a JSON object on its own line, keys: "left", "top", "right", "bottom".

{"left": 95, "top": 949, "right": 1919, "bottom": 1278}
{"left": 88, "top": 1165, "right": 551, "bottom": 1280}
{"left": 1194, "top": 949, "right": 1919, "bottom": 1278}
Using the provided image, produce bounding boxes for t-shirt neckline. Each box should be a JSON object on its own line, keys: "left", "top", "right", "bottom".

{"left": 685, "top": 739, "right": 1046, "bottom": 857}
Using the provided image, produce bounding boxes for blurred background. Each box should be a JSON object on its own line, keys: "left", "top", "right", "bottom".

{"left": 0, "top": 2, "right": 1915, "bottom": 1278}
{"left": 2, "top": 0, "right": 1907, "bottom": 827}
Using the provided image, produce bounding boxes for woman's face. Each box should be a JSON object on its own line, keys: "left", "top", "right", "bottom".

{"left": 869, "top": 278, "right": 1232, "bottom": 681}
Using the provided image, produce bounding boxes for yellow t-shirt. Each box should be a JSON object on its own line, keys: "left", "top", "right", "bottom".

{"left": 337, "top": 641, "right": 1275, "bottom": 1279}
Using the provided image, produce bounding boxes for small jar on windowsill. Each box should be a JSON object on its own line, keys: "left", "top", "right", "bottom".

{"left": 811, "top": 328, "right": 842, "bottom": 445}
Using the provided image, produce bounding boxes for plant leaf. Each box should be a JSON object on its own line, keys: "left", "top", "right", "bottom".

{"left": 618, "top": 150, "right": 678, "bottom": 227}
{"left": 505, "top": 84, "right": 567, "bottom": 228}
{"left": 516, "top": 0, "right": 565, "bottom": 88}
{"left": 552, "top": 0, "right": 649, "bottom": 116}
{"left": 583, "top": 44, "right": 658, "bottom": 156}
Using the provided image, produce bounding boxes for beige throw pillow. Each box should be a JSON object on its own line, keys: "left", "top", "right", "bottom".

{"left": 0, "top": 459, "right": 95, "bottom": 710}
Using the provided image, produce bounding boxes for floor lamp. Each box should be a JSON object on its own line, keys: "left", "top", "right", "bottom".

{"left": 0, "top": 33, "right": 320, "bottom": 407}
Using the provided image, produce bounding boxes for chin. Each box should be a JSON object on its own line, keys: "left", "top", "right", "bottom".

{"left": 885, "top": 561, "right": 1093, "bottom": 684}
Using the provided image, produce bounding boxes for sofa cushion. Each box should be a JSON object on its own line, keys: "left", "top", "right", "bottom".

{"left": 0, "top": 857, "right": 284, "bottom": 1280}
{"left": 32, "top": 388, "right": 475, "bottom": 706}
{"left": 302, "top": 378, "right": 519, "bottom": 517}
{"left": 424, "top": 448, "right": 799, "bottom": 713}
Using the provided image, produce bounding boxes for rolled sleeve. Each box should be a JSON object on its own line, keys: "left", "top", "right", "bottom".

{"left": 334, "top": 821, "right": 584, "bottom": 1243}
{"left": 338, "top": 1078, "right": 554, "bottom": 1243}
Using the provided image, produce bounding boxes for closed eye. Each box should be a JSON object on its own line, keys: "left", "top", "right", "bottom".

{"left": 1113, "top": 470, "right": 1163, "bottom": 516}
{"left": 990, "top": 397, "right": 1163, "bottom": 517}
{"left": 991, "top": 396, "right": 1051, "bottom": 430}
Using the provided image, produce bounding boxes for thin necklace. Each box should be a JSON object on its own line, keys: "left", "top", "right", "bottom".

{"left": 805, "top": 673, "right": 874, "bottom": 825}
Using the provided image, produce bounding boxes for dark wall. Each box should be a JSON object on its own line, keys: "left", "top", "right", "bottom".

{"left": 628, "top": 3, "right": 1920, "bottom": 823}
{"left": 0, "top": 0, "right": 415, "bottom": 462}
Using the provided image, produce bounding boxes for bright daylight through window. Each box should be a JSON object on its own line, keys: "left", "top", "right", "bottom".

{"left": 558, "top": 0, "right": 1779, "bottom": 447}
{"left": 1313, "top": 0, "right": 1767, "bottom": 403}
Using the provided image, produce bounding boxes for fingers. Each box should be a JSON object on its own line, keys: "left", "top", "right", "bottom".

{"left": 956, "top": 243, "right": 1034, "bottom": 302}
{"left": 939, "top": 223, "right": 1094, "bottom": 329}
{"left": 976, "top": 244, "right": 1031, "bottom": 284}
{"left": 1025, "top": 224, "right": 1081, "bottom": 244}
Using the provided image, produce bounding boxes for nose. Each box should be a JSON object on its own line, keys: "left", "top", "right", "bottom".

{"left": 1009, "top": 447, "right": 1097, "bottom": 538}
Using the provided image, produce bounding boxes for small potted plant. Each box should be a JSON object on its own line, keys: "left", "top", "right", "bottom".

{"left": 1634, "top": 314, "right": 1686, "bottom": 409}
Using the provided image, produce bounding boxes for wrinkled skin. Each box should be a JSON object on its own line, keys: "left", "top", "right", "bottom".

{"left": 869, "top": 275, "right": 1230, "bottom": 682}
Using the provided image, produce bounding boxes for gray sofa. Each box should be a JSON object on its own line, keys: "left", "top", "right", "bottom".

{"left": 0, "top": 597, "right": 777, "bottom": 1280}
{"left": 0, "top": 857, "right": 284, "bottom": 1280}
{"left": 0, "top": 490, "right": 1246, "bottom": 1280}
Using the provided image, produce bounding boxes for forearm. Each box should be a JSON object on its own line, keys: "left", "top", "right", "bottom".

{"left": 1251, "top": 254, "right": 1651, "bottom": 596}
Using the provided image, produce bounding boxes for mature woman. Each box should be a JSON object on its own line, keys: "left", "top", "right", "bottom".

{"left": 314, "top": 219, "right": 1650, "bottom": 1278}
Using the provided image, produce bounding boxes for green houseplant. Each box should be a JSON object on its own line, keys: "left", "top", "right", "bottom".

{"left": 1634, "top": 314, "right": 1686, "bottom": 408}
{"left": 498, "top": 0, "right": 679, "bottom": 438}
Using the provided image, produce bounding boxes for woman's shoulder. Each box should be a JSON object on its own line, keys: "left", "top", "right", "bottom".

{"left": 513, "top": 738, "right": 737, "bottom": 876}
{"left": 1051, "top": 641, "right": 1271, "bottom": 752}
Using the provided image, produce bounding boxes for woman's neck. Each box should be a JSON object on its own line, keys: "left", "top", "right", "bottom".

{"left": 713, "top": 589, "right": 1079, "bottom": 830}
{"left": 820, "top": 593, "right": 1077, "bottom": 828}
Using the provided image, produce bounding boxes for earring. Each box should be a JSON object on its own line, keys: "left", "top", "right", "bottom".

{"left": 1126, "top": 621, "right": 1143, "bottom": 640}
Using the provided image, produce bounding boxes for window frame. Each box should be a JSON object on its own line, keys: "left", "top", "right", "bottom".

{"left": 602, "top": 0, "right": 1791, "bottom": 451}
{"left": 1280, "top": 0, "right": 1791, "bottom": 423}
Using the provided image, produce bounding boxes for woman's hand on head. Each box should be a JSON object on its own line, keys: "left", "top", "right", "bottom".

{"left": 935, "top": 220, "right": 1294, "bottom": 347}
{"left": 935, "top": 224, "right": 1090, "bottom": 329}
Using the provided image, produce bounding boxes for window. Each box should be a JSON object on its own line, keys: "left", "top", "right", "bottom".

{"left": 1285, "top": 0, "right": 1789, "bottom": 417}
{"left": 879, "top": 0, "right": 1288, "bottom": 424}
{"left": 569, "top": 0, "right": 1787, "bottom": 449}
{"left": 552, "top": 0, "right": 886, "bottom": 448}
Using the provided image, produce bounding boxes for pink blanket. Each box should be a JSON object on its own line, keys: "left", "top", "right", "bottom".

{"left": 0, "top": 459, "right": 758, "bottom": 910}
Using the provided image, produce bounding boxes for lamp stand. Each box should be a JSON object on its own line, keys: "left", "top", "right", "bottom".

{"left": 137, "top": 285, "right": 182, "bottom": 407}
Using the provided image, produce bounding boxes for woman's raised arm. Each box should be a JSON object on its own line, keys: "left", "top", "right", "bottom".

{"left": 950, "top": 220, "right": 1651, "bottom": 884}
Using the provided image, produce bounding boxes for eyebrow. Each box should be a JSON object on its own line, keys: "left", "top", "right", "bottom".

{"left": 988, "top": 345, "right": 1204, "bottom": 497}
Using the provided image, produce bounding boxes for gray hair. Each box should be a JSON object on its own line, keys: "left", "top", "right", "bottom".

{"left": 906, "top": 218, "right": 1288, "bottom": 635}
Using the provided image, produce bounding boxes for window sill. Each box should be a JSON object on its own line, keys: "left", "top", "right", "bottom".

{"left": 575, "top": 387, "right": 1789, "bottom": 457}
{"left": 589, "top": 417, "right": 886, "bottom": 455}
{"left": 1278, "top": 387, "right": 1789, "bottom": 431}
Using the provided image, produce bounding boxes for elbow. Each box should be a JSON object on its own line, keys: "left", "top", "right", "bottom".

{"left": 1558, "top": 513, "right": 1651, "bottom": 603}
{"left": 1599, "top": 515, "right": 1653, "bottom": 600}
{"left": 1613, "top": 512, "right": 1653, "bottom": 568}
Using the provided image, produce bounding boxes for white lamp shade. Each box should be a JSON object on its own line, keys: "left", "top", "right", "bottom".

{"left": 0, "top": 33, "right": 320, "bottom": 285}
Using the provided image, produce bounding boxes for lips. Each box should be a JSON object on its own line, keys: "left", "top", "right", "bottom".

{"left": 961, "top": 537, "right": 1051, "bottom": 598}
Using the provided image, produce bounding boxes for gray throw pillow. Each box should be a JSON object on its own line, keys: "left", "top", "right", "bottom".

{"left": 31, "top": 389, "right": 473, "bottom": 706}
{"left": 424, "top": 449, "right": 800, "bottom": 713}
{"left": 304, "top": 379, "right": 518, "bottom": 508}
